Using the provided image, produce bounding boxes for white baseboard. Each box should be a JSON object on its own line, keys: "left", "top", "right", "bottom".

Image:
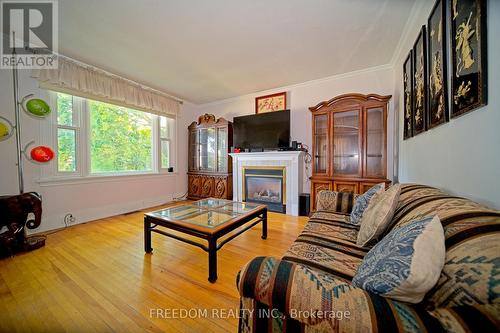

{"left": 28, "top": 191, "right": 186, "bottom": 234}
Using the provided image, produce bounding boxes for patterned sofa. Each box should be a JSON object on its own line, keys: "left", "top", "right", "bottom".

{"left": 237, "top": 184, "right": 500, "bottom": 332}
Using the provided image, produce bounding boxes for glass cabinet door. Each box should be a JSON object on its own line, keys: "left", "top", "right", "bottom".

{"left": 199, "top": 128, "right": 214, "bottom": 171}
{"left": 333, "top": 110, "right": 361, "bottom": 176}
{"left": 365, "top": 107, "right": 385, "bottom": 177}
{"left": 217, "top": 127, "right": 227, "bottom": 173}
{"left": 208, "top": 128, "right": 217, "bottom": 171}
{"left": 199, "top": 128, "right": 208, "bottom": 170}
{"left": 199, "top": 128, "right": 217, "bottom": 171}
{"left": 313, "top": 114, "right": 329, "bottom": 174}
{"left": 189, "top": 129, "right": 199, "bottom": 171}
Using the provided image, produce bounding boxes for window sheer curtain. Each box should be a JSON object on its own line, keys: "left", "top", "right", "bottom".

{"left": 31, "top": 56, "right": 180, "bottom": 117}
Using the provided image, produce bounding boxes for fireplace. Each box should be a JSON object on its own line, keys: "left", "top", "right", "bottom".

{"left": 242, "top": 167, "right": 286, "bottom": 213}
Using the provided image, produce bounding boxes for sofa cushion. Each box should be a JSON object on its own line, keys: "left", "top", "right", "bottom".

{"left": 352, "top": 215, "right": 445, "bottom": 303}
{"left": 309, "top": 211, "right": 351, "bottom": 223}
{"left": 430, "top": 230, "right": 500, "bottom": 308}
{"left": 283, "top": 218, "right": 367, "bottom": 281}
{"left": 357, "top": 184, "right": 401, "bottom": 247}
{"left": 429, "top": 304, "right": 500, "bottom": 332}
{"left": 316, "top": 190, "right": 358, "bottom": 214}
{"left": 391, "top": 184, "right": 500, "bottom": 308}
{"left": 350, "top": 182, "right": 385, "bottom": 225}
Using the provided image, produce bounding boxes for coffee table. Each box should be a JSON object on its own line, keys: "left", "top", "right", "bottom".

{"left": 144, "top": 198, "right": 267, "bottom": 283}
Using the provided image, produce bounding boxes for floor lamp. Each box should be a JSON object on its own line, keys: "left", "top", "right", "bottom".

{"left": 0, "top": 36, "right": 55, "bottom": 194}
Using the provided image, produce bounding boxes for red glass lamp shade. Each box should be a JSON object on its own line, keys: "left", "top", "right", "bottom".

{"left": 30, "top": 146, "right": 54, "bottom": 162}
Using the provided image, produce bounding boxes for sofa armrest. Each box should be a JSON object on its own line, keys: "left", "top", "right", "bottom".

{"left": 316, "top": 190, "right": 357, "bottom": 214}
{"left": 238, "top": 256, "right": 444, "bottom": 332}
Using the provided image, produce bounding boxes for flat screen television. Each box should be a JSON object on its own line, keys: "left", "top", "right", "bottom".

{"left": 233, "top": 110, "right": 290, "bottom": 150}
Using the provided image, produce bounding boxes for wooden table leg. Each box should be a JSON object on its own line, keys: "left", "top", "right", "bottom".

{"left": 144, "top": 218, "right": 153, "bottom": 253}
{"left": 261, "top": 209, "right": 267, "bottom": 240}
{"left": 208, "top": 238, "right": 217, "bottom": 283}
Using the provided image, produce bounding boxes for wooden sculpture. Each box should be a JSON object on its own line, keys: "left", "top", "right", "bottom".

{"left": 0, "top": 192, "right": 45, "bottom": 257}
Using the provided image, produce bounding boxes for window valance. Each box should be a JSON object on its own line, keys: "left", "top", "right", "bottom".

{"left": 31, "top": 56, "right": 180, "bottom": 117}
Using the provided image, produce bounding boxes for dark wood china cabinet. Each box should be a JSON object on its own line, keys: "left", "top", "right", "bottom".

{"left": 310, "top": 93, "right": 391, "bottom": 211}
{"left": 188, "top": 114, "right": 233, "bottom": 200}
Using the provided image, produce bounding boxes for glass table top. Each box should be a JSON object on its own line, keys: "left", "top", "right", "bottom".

{"left": 191, "top": 198, "right": 233, "bottom": 209}
{"left": 147, "top": 199, "right": 262, "bottom": 228}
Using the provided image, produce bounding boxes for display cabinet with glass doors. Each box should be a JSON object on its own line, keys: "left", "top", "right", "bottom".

{"left": 188, "top": 114, "right": 233, "bottom": 200}
{"left": 309, "top": 94, "right": 391, "bottom": 211}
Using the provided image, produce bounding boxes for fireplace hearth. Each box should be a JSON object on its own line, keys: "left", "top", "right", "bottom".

{"left": 243, "top": 167, "right": 286, "bottom": 213}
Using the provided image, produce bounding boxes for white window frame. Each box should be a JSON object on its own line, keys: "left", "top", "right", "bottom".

{"left": 159, "top": 116, "right": 176, "bottom": 171}
{"left": 39, "top": 91, "right": 178, "bottom": 184}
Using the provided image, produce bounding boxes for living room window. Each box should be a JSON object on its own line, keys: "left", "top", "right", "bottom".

{"left": 56, "top": 93, "right": 81, "bottom": 173}
{"left": 88, "top": 99, "right": 154, "bottom": 174}
{"left": 42, "top": 91, "right": 177, "bottom": 181}
{"left": 160, "top": 116, "right": 175, "bottom": 169}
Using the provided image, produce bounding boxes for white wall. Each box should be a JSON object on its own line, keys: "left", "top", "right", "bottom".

{"left": 0, "top": 69, "right": 195, "bottom": 232}
{"left": 394, "top": 0, "right": 500, "bottom": 209}
{"left": 194, "top": 66, "right": 396, "bottom": 193}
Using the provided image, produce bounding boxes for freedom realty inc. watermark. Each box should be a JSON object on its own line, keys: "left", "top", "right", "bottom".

{"left": 1, "top": 0, "right": 58, "bottom": 69}
{"left": 149, "top": 308, "right": 351, "bottom": 321}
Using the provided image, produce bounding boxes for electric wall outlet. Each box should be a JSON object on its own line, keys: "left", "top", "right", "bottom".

{"left": 64, "top": 214, "right": 76, "bottom": 226}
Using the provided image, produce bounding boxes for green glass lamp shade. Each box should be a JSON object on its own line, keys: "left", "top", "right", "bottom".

{"left": 25, "top": 99, "right": 51, "bottom": 117}
{"left": 0, "top": 121, "right": 9, "bottom": 139}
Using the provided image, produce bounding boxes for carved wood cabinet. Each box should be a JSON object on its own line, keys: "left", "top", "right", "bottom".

{"left": 188, "top": 114, "right": 233, "bottom": 200}
{"left": 310, "top": 94, "right": 392, "bottom": 211}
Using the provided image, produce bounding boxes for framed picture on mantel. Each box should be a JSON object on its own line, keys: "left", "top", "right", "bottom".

{"left": 255, "top": 92, "right": 286, "bottom": 114}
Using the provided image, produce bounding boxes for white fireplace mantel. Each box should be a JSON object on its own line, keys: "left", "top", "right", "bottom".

{"left": 229, "top": 151, "right": 304, "bottom": 216}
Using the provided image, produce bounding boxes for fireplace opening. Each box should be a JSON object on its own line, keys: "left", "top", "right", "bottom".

{"left": 243, "top": 167, "right": 285, "bottom": 213}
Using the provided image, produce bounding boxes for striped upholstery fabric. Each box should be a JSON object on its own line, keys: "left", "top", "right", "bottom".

{"left": 430, "top": 304, "right": 500, "bottom": 332}
{"left": 238, "top": 257, "right": 446, "bottom": 333}
{"left": 391, "top": 184, "right": 500, "bottom": 308}
{"left": 283, "top": 212, "right": 367, "bottom": 281}
{"left": 237, "top": 183, "right": 500, "bottom": 332}
{"left": 316, "top": 190, "right": 358, "bottom": 214}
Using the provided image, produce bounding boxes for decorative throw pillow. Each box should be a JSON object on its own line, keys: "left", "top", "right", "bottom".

{"left": 316, "top": 190, "right": 358, "bottom": 214}
{"left": 350, "top": 183, "right": 385, "bottom": 225}
{"left": 356, "top": 184, "right": 401, "bottom": 247}
{"left": 352, "top": 215, "right": 445, "bottom": 303}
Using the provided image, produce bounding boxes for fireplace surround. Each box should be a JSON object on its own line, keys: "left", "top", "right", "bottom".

{"left": 229, "top": 151, "right": 304, "bottom": 216}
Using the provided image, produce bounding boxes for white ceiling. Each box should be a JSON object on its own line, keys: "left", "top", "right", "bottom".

{"left": 59, "top": 0, "right": 416, "bottom": 104}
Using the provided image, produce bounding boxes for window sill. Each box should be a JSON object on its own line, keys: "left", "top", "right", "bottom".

{"left": 37, "top": 171, "right": 180, "bottom": 187}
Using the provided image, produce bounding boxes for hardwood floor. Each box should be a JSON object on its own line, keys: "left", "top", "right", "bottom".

{"left": 0, "top": 201, "right": 307, "bottom": 333}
